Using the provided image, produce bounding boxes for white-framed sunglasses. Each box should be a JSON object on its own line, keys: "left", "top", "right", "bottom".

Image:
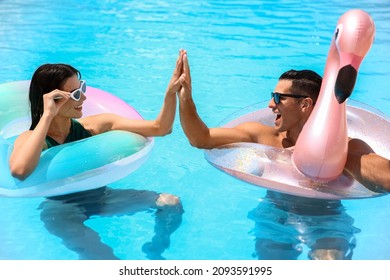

{"left": 54, "top": 80, "right": 86, "bottom": 101}
{"left": 69, "top": 80, "right": 87, "bottom": 101}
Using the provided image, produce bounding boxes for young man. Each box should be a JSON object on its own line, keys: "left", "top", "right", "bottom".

{"left": 176, "top": 53, "right": 390, "bottom": 192}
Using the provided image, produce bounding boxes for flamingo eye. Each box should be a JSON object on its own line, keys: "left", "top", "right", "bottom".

{"left": 334, "top": 24, "right": 343, "bottom": 44}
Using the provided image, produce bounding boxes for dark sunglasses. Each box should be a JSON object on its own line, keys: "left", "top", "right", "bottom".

{"left": 271, "top": 92, "right": 309, "bottom": 104}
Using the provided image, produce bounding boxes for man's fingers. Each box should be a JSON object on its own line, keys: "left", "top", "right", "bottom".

{"left": 182, "top": 54, "right": 191, "bottom": 83}
{"left": 173, "top": 50, "right": 184, "bottom": 77}
{"left": 179, "top": 74, "right": 186, "bottom": 85}
{"left": 179, "top": 74, "right": 191, "bottom": 92}
{"left": 172, "top": 79, "right": 182, "bottom": 92}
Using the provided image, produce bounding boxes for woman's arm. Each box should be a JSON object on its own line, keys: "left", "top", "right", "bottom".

{"left": 345, "top": 138, "right": 390, "bottom": 192}
{"left": 83, "top": 50, "right": 185, "bottom": 137}
{"left": 9, "top": 90, "right": 70, "bottom": 180}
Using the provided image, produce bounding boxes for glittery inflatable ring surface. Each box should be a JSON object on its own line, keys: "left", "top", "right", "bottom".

{"left": 0, "top": 80, "right": 154, "bottom": 198}
{"left": 204, "top": 101, "right": 390, "bottom": 200}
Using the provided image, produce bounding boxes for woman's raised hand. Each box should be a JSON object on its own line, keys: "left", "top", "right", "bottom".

{"left": 42, "top": 89, "right": 70, "bottom": 118}
{"left": 166, "top": 49, "right": 186, "bottom": 96}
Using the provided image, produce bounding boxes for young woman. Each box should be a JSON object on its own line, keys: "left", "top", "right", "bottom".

{"left": 10, "top": 49, "right": 186, "bottom": 179}
{"left": 9, "top": 50, "right": 186, "bottom": 260}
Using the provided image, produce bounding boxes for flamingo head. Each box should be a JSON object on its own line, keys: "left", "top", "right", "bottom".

{"left": 333, "top": 9, "right": 375, "bottom": 103}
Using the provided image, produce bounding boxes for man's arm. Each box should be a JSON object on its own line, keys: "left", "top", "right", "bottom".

{"left": 345, "top": 138, "right": 390, "bottom": 192}
{"left": 177, "top": 53, "right": 258, "bottom": 149}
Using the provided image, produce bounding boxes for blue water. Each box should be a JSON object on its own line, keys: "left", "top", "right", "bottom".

{"left": 0, "top": 0, "right": 389, "bottom": 260}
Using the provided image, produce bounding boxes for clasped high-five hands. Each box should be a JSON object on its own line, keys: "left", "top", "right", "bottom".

{"left": 166, "top": 49, "right": 192, "bottom": 99}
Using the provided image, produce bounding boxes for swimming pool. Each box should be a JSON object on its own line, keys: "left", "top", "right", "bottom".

{"left": 0, "top": 0, "right": 389, "bottom": 260}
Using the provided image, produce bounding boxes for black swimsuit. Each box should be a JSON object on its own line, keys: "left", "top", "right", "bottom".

{"left": 45, "top": 119, "right": 107, "bottom": 200}
{"left": 45, "top": 119, "right": 92, "bottom": 148}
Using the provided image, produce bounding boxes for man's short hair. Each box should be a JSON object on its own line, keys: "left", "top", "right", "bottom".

{"left": 279, "top": 70, "right": 322, "bottom": 104}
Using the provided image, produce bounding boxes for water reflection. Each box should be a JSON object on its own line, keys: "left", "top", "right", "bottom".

{"left": 38, "top": 186, "right": 184, "bottom": 260}
{"left": 248, "top": 190, "right": 360, "bottom": 260}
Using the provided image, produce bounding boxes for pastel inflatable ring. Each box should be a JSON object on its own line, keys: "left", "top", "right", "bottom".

{"left": 204, "top": 100, "right": 390, "bottom": 200}
{"left": 0, "top": 80, "right": 154, "bottom": 197}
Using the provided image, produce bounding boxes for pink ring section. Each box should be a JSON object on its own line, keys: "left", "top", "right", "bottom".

{"left": 83, "top": 86, "right": 143, "bottom": 119}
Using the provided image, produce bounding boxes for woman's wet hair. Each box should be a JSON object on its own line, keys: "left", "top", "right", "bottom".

{"left": 29, "top": 64, "right": 81, "bottom": 130}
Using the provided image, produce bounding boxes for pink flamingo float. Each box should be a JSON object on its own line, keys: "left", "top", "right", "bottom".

{"left": 205, "top": 9, "right": 390, "bottom": 199}
{"left": 293, "top": 9, "right": 376, "bottom": 181}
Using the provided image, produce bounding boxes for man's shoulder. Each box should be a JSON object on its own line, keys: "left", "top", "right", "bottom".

{"left": 235, "top": 121, "right": 273, "bottom": 132}
{"left": 234, "top": 121, "right": 277, "bottom": 143}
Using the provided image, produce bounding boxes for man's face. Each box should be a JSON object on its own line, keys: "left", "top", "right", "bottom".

{"left": 268, "top": 79, "right": 307, "bottom": 132}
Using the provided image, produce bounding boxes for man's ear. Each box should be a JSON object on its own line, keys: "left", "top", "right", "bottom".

{"left": 301, "top": 98, "right": 313, "bottom": 111}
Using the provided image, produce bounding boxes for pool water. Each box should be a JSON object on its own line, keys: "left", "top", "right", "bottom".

{"left": 0, "top": 0, "right": 389, "bottom": 260}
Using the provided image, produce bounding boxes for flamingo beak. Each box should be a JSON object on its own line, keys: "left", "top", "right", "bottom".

{"left": 334, "top": 64, "right": 357, "bottom": 104}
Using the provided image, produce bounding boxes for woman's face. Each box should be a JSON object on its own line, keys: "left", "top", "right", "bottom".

{"left": 58, "top": 74, "right": 87, "bottom": 119}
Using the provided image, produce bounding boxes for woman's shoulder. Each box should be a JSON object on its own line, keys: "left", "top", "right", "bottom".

{"left": 13, "top": 130, "right": 34, "bottom": 144}
{"left": 13, "top": 130, "right": 48, "bottom": 150}
{"left": 77, "top": 113, "right": 116, "bottom": 135}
